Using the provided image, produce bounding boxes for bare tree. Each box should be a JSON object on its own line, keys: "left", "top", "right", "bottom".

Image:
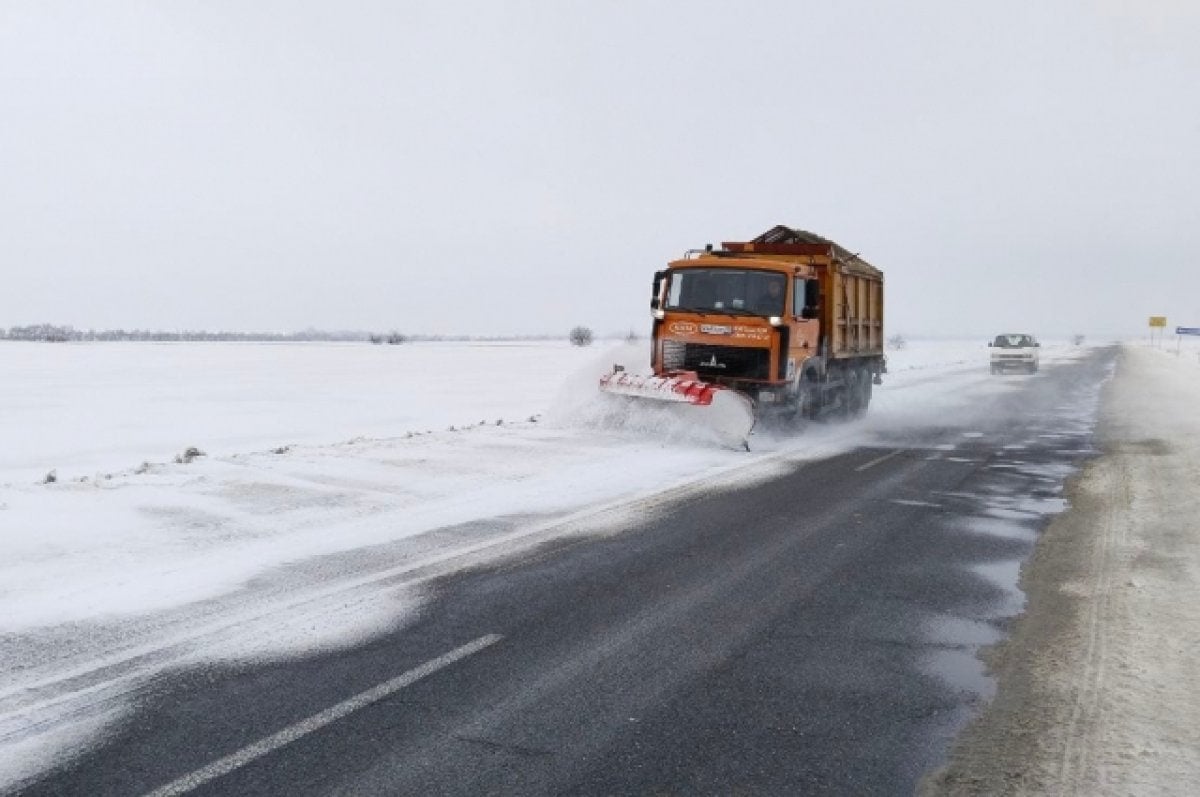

{"left": 569, "top": 326, "right": 594, "bottom": 347}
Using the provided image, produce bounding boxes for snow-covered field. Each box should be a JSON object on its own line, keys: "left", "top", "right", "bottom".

{"left": 0, "top": 337, "right": 1097, "bottom": 787}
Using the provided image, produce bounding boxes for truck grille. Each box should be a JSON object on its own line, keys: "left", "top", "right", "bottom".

{"left": 663, "top": 341, "right": 771, "bottom": 380}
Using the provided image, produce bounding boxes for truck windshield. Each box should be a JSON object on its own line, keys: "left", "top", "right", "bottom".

{"left": 666, "top": 269, "right": 786, "bottom": 317}
{"left": 993, "top": 334, "right": 1034, "bottom": 348}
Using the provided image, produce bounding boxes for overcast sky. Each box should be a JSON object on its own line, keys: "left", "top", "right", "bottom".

{"left": 2, "top": 1, "right": 1197, "bottom": 338}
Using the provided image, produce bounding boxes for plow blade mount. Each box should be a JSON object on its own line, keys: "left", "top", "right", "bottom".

{"left": 598, "top": 371, "right": 756, "bottom": 449}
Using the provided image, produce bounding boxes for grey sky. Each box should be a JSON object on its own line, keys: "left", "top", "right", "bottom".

{"left": 2, "top": 1, "right": 1197, "bottom": 338}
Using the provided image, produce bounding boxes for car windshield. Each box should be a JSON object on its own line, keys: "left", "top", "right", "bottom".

{"left": 666, "top": 268, "right": 786, "bottom": 317}
{"left": 994, "top": 334, "right": 1034, "bottom": 348}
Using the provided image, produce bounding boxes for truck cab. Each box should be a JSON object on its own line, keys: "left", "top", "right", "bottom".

{"left": 989, "top": 333, "right": 1040, "bottom": 374}
{"left": 652, "top": 256, "right": 820, "bottom": 407}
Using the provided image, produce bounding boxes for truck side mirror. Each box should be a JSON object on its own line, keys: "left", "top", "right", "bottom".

{"left": 650, "top": 270, "right": 666, "bottom": 310}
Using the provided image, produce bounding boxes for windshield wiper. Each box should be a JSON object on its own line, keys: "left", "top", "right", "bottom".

{"left": 669, "top": 305, "right": 710, "bottom": 317}
{"left": 709, "top": 307, "right": 762, "bottom": 317}
{"left": 670, "top": 306, "right": 770, "bottom": 318}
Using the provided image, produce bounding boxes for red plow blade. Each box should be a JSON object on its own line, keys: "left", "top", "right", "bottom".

{"left": 598, "top": 371, "right": 756, "bottom": 449}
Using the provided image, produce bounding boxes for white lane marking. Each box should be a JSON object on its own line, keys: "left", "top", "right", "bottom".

{"left": 141, "top": 634, "right": 502, "bottom": 797}
{"left": 855, "top": 449, "right": 905, "bottom": 472}
{"left": 889, "top": 499, "right": 943, "bottom": 508}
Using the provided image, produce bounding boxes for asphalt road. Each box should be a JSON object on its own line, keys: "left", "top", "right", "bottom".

{"left": 17, "top": 349, "right": 1115, "bottom": 796}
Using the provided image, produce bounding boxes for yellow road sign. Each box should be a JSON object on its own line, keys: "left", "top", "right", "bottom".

{"left": 1149, "top": 316, "right": 1167, "bottom": 328}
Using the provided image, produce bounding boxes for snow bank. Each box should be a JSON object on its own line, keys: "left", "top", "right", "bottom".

{"left": 0, "top": 340, "right": 589, "bottom": 485}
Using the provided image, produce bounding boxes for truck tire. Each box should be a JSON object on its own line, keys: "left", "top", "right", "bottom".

{"left": 795, "top": 372, "right": 820, "bottom": 421}
{"left": 773, "top": 386, "right": 805, "bottom": 431}
{"left": 824, "top": 368, "right": 853, "bottom": 421}
{"left": 848, "top": 367, "right": 871, "bottom": 417}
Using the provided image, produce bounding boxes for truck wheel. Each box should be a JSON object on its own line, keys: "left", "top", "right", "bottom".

{"left": 828, "top": 385, "right": 850, "bottom": 421}
{"left": 797, "top": 373, "right": 820, "bottom": 421}
{"left": 773, "top": 386, "right": 804, "bottom": 431}
{"left": 848, "top": 367, "right": 871, "bottom": 417}
{"left": 827, "top": 369, "right": 855, "bottom": 421}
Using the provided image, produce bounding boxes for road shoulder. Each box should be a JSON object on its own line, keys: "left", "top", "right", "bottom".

{"left": 923, "top": 345, "right": 1200, "bottom": 795}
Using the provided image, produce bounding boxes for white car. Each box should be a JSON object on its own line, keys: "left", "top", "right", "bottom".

{"left": 989, "top": 333, "right": 1040, "bottom": 374}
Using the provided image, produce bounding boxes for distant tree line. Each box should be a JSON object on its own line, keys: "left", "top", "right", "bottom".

{"left": 0, "top": 323, "right": 619, "bottom": 344}
{"left": 368, "top": 332, "right": 408, "bottom": 345}
{"left": 0, "top": 324, "right": 369, "bottom": 343}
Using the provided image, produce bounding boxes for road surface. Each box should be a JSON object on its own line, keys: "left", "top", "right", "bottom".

{"left": 13, "top": 349, "right": 1115, "bottom": 796}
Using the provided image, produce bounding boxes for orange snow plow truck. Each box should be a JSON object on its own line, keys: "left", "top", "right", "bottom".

{"left": 600, "top": 225, "right": 885, "bottom": 448}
